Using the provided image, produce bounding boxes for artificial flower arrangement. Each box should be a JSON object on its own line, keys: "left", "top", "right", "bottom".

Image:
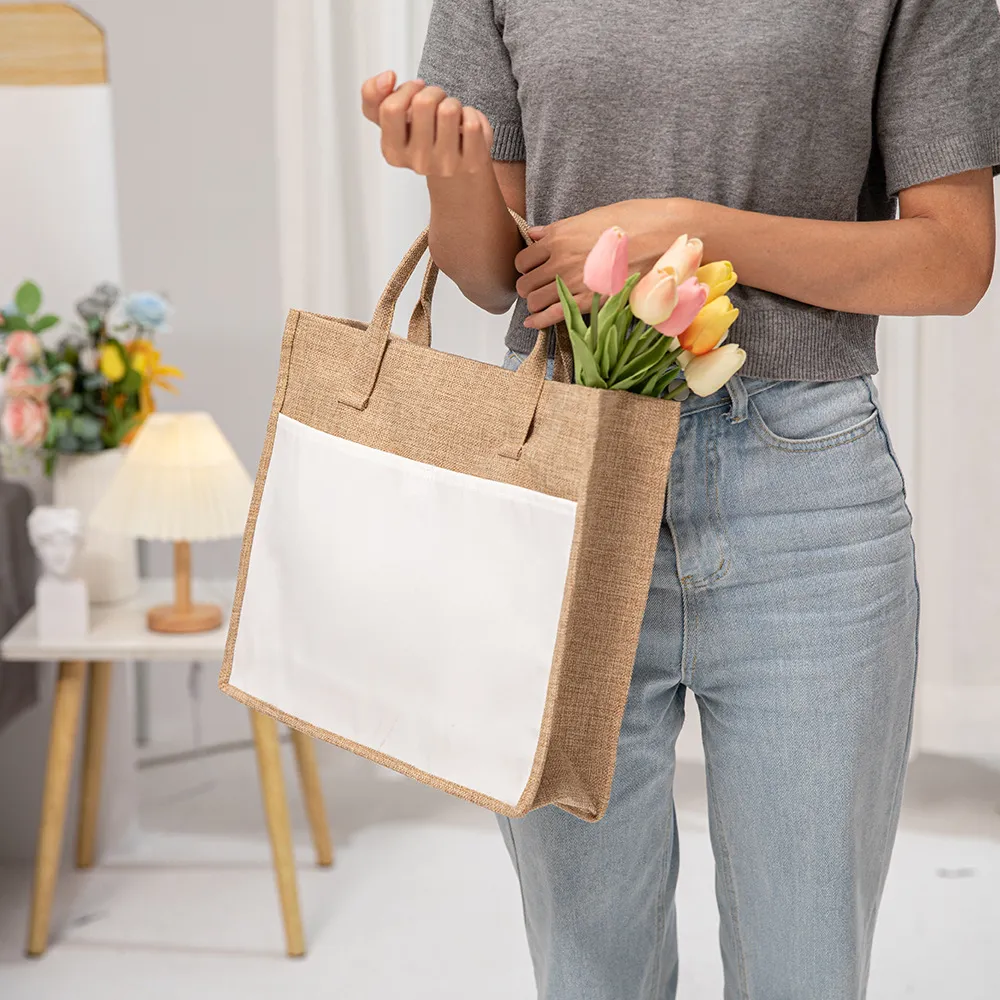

{"left": 557, "top": 227, "right": 746, "bottom": 399}
{"left": 0, "top": 279, "right": 182, "bottom": 475}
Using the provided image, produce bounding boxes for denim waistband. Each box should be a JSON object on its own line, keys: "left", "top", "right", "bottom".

{"left": 681, "top": 375, "right": 782, "bottom": 419}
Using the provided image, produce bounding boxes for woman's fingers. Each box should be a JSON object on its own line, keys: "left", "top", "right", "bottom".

{"left": 515, "top": 260, "right": 557, "bottom": 299}
{"left": 514, "top": 241, "right": 551, "bottom": 277}
{"left": 368, "top": 74, "right": 493, "bottom": 178}
{"left": 409, "top": 86, "right": 449, "bottom": 172}
{"left": 523, "top": 290, "right": 591, "bottom": 330}
{"left": 434, "top": 98, "right": 464, "bottom": 176}
{"left": 379, "top": 80, "right": 426, "bottom": 164}
{"left": 361, "top": 69, "right": 396, "bottom": 124}
{"left": 525, "top": 280, "right": 562, "bottom": 317}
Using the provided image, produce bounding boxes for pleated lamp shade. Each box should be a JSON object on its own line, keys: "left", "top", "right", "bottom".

{"left": 93, "top": 411, "right": 253, "bottom": 542}
{"left": 92, "top": 412, "right": 253, "bottom": 634}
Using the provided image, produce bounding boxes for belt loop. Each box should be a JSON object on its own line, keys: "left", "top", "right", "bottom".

{"left": 725, "top": 373, "right": 749, "bottom": 424}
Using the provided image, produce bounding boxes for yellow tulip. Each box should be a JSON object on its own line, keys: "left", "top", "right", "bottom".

{"left": 684, "top": 344, "right": 748, "bottom": 397}
{"left": 99, "top": 343, "right": 127, "bottom": 382}
{"left": 679, "top": 295, "right": 740, "bottom": 356}
{"left": 696, "top": 261, "right": 738, "bottom": 304}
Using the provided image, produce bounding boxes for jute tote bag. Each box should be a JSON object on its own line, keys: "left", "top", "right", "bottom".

{"left": 220, "top": 212, "right": 681, "bottom": 822}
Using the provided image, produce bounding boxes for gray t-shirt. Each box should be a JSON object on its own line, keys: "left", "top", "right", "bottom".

{"left": 418, "top": 0, "right": 1000, "bottom": 381}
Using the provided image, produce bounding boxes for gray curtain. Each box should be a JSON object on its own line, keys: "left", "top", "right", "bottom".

{"left": 0, "top": 474, "right": 37, "bottom": 731}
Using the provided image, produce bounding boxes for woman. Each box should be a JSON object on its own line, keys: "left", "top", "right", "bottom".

{"left": 361, "top": 1, "right": 1000, "bottom": 996}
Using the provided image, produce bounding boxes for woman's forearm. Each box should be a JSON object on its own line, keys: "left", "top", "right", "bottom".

{"left": 667, "top": 186, "right": 995, "bottom": 317}
{"left": 427, "top": 169, "right": 522, "bottom": 314}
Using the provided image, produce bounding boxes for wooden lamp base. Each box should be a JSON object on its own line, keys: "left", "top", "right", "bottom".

{"left": 147, "top": 602, "right": 222, "bottom": 635}
{"left": 147, "top": 540, "right": 222, "bottom": 635}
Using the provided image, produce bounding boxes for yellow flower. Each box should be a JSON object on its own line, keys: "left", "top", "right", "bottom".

{"left": 99, "top": 343, "right": 127, "bottom": 382}
{"left": 696, "top": 261, "right": 738, "bottom": 305}
{"left": 679, "top": 295, "right": 740, "bottom": 356}
{"left": 121, "top": 339, "right": 184, "bottom": 444}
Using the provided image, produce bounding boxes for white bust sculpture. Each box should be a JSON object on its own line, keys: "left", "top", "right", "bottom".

{"left": 28, "top": 506, "right": 89, "bottom": 639}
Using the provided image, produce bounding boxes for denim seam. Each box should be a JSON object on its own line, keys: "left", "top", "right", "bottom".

{"left": 649, "top": 801, "right": 674, "bottom": 998}
{"left": 863, "top": 376, "right": 913, "bottom": 521}
{"left": 680, "top": 422, "right": 731, "bottom": 591}
{"left": 501, "top": 816, "right": 535, "bottom": 978}
{"left": 705, "top": 757, "right": 751, "bottom": 1000}
{"left": 748, "top": 403, "right": 879, "bottom": 453}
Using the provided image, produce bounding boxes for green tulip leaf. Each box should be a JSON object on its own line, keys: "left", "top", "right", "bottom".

{"left": 32, "top": 314, "right": 60, "bottom": 333}
{"left": 597, "top": 273, "right": 641, "bottom": 332}
{"left": 608, "top": 323, "right": 657, "bottom": 382}
{"left": 15, "top": 281, "right": 42, "bottom": 317}
{"left": 566, "top": 324, "right": 607, "bottom": 389}
{"left": 608, "top": 334, "right": 677, "bottom": 390}
{"left": 1, "top": 314, "right": 31, "bottom": 332}
{"left": 555, "top": 277, "right": 589, "bottom": 344}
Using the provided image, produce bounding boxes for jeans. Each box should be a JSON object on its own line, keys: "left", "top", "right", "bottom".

{"left": 499, "top": 350, "right": 920, "bottom": 1000}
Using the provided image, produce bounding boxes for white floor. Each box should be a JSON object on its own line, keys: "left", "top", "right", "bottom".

{"left": 0, "top": 733, "right": 997, "bottom": 999}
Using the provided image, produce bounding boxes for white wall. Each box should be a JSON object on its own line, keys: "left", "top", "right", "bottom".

{"left": 79, "top": 0, "right": 284, "bottom": 581}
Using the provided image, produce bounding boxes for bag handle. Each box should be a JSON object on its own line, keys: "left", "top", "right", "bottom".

{"left": 338, "top": 208, "right": 573, "bottom": 460}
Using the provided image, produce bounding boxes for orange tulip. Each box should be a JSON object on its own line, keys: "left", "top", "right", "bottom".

{"left": 678, "top": 295, "right": 740, "bottom": 356}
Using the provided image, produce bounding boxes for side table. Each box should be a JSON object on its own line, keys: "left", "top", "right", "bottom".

{"left": 0, "top": 579, "right": 332, "bottom": 958}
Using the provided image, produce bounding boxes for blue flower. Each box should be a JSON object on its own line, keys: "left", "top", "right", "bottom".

{"left": 124, "top": 292, "right": 171, "bottom": 331}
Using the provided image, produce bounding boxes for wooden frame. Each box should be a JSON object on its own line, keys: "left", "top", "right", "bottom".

{"left": 0, "top": 3, "right": 107, "bottom": 86}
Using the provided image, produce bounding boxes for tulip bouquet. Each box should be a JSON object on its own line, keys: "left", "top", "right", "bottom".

{"left": 0, "top": 279, "right": 183, "bottom": 476}
{"left": 556, "top": 227, "right": 746, "bottom": 399}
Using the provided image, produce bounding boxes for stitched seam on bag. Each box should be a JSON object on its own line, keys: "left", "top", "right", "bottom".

{"left": 705, "top": 755, "right": 751, "bottom": 1000}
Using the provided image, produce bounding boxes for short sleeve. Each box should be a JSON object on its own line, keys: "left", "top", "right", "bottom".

{"left": 875, "top": 0, "right": 1000, "bottom": 196}
{"left": 417, "top": 0, "right": 525, "bottom": 161}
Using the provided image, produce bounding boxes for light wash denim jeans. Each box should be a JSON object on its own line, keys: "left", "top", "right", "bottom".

{"left": 499, "top": 350, "right": 920, "bottom": 1000}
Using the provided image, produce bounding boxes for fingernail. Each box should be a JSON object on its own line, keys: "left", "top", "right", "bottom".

{"left": 528, "top": 226, "right": 545, "bottom": 236}
{"left": 377, "top": 70, "right": 393, "bottom": 88}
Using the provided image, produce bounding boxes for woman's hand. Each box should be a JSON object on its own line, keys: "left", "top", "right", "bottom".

{"left": 360, "top": 70, "right": 495, "bottom": 178}
{"left": 516, "top": 200, "right": 677, "bottom": 329}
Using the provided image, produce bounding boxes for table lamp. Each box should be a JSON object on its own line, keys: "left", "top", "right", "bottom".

{"left": 91, "top": 412, "right": 254, "bottom": 634}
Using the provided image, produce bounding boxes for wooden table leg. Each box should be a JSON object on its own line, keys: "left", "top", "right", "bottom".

{"left": 289, "top": 729, "right": 333, "bottom": 867}
{"left": 250, "top": 710, "right": 305, "bottom": 958}
{"left": 26, "top": 661, "right": 87, "bottom": 957}
{"left": 75, "top": 661, "right": 113, "bottom": 869}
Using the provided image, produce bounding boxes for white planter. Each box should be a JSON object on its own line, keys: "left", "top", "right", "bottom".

{"left": 53, "top": 449, "right": 139, "bottom": 604}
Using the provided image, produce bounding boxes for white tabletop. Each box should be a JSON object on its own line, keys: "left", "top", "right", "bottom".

{"left": 0, "top": 579, "right": 235, "bottom": 663}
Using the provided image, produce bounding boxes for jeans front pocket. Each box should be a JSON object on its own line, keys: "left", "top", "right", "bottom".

{"left": 747, "top": 376, "right": 879, "bottom": 453}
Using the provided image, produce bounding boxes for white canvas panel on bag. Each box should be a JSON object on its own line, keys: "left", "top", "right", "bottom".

{"left": 229, "top": 414, "right": 577, "bottom": 806}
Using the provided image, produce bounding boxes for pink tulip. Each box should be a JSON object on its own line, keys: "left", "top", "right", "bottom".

{"left": 630, "top": 270, "right": 678, "bottom": 326}
{"left": 651, "top": 234, "right": 705, "bottom": 286}
{"left": 655, "top": 278, "right": 710, "bottom": 337}
{"left": 583, "top": 227, "right": 629, "bottom": 296}
{"left": 4, "top": 331, "right": 43, "bottom": 364}
{"left": 4, "top": 362, "right": 51, "bottom": 402}
{"left": 2, "top": 397, "right": 48, "bottom": 447}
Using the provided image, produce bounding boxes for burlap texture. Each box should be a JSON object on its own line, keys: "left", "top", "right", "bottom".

{"left": 220, "top": 212, "right": 680, "bottom": 821}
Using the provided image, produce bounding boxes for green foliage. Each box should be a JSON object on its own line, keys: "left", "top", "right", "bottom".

{"left": 14, "top": 281, "right": 42, "bottom": 317}
{"left": 555, "top": 271, "right": 688, "bottom": 399}
{"left": 33, "top": 315, "right": 60, "bottom": 333}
